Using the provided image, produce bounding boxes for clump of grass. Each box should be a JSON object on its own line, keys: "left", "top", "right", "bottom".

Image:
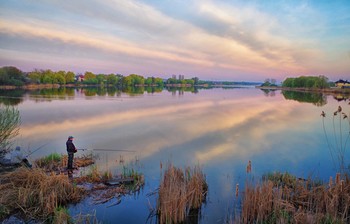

{"left": 61, "top": 154, "right": 95, "bottom": 168}
{"left": 52, "top": 206, "right": 71, "bottom": 224}
{"left": 35, "top": 152, "right": 62, "bottom": 168}
{"left": 74, "top": 210, "right": 100, "bottom": 224}
{"left": 239, "top": 173, "right": 350, "bottom": 223}
{"left": 74, "top": 165, "right": 107, "bottom": 184}
{"left": 0, "top": 168, "right": 85, "bottom": 221}
{"left": 157, "top": 163, "right": 208, "bottom": 224}
{"left": 122, "top": 166, "right": 143, "bottom": 184}
{"left": 35, "top": 153, "right": 94, "bottom": 172}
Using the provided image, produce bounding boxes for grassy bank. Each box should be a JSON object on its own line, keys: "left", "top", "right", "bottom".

{"left": 0, "top": 153, "right": 144, "bottom": 223}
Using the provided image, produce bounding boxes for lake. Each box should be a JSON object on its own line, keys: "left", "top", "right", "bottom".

{"left": 1, "top": 86, "right": 349, "bottom": 223}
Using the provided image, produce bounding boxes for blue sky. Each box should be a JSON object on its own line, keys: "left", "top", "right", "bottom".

{"left": 0, "top": 0, "right": 349, "bottom": 81}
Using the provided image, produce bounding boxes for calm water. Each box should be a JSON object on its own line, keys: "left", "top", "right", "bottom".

{"left": 1, "top": 87, "right": 349, "bottom": 223}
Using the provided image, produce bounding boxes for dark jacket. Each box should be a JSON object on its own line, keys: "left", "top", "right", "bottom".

{"left": 66, "top": 139, "right": 76, "bottom": 153}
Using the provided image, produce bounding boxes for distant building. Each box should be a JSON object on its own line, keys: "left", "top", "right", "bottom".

{"left": 335, "top": 79, "right": 350, "bottom": 88}
{"left": 76, "top": 74, "right": 84, "bottom": 82}
{"left": 179, "top": 75, "right": 184, "bottom": 80}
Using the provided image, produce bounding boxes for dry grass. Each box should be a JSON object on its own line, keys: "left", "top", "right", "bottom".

{"left": 239, "top": 173, "right": 350, "bottom": 223}
{"left": 74, "top": 165, "right": 112, "bottom": 184}
{"left": 157, "top": 164, "right": 208, "bottom": 224}
{"left": 35, "top": 153, "right": 94, "bottom": 172}
{"left": 0, "top": 168, "right": 85, "bottom": 221}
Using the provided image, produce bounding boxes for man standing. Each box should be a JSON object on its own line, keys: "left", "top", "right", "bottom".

{"left": 66, "top": 136, "right": 77, "bottom": 170}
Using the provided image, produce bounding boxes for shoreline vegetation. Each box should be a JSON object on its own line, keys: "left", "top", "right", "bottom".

{"left": 1, "top": 155, "right": 349, "bottom": 223}
{"left": 0, "top": 153, "right": 145, "bottom": 223}
{"left": 1, "top": 66, "right": 349, "bottom": 100}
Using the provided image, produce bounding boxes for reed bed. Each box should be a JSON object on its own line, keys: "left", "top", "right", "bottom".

{"left": 239, "top": 173, "right": 350, "bottom": 223}
{"left": 0, "top": 167, "right": 85, "bottom": 221}
{"left": 157, "top": 164, "right": 208, "bottom": 224}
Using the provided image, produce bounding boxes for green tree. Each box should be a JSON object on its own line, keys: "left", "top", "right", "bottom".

{"left": 84, "top": 71, "right": 96, "bottom": 81}
{"left": 145, "top": 77, "right": 153, "bottom": 86}
{"left": 84, "top": 71, "right": 97, "bottom": 84}
{"left": 282, "top": 76, "right": 329, "bottom": 89}
{"left": 65, "top": 71, "right": 75, "bottom": 84}
{"left": 154, "top": 78, "right": 164, "bottom": 86}
{"left": 41, "top": 70, "right": 55, "bottom": 84}
{"left": 0, "top": 66, "right": 25, "bottom": 86}
{"left": 54, "top": 71, "right": 66, "bottom": 84}
{"left": 28, "top": 69, "right": 41, "bottom": 84}
{"left": 185, "top": 79, "right": 194, "bottom": 85}
{"left": 0, "top": 105, "right": 21, "bottom": 157}
{"left": 167, "top": 78, "right": 177, "bottom": 84}
{"left": 96, "top": 74, "right": 106, "bottom": 85}
{"left": 122, "top": 74, "right": 144, "bottom": 86}
{"left": 106, "top": 74, "right": 118, "bottom": 85}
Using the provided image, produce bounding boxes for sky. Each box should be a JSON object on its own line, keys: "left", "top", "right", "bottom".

{"left": 0, "top": 0, "right": 349, "bottom": 82}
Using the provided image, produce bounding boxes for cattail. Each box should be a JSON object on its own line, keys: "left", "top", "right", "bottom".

{"left": 329, "top": 176, "right": 333, "bottom": 188}
{"left": 337, "top": 106, "right": 342, "bottom": 113}
{"left": 246, "top": 160, "right": 252, "bottom": 173}
{"left": 340, "top": 180, "right": 344, "bottom": 192}
{"left": 335, "top": 173, "right": 340, "bottom": 185}
{"left": 235, "top": 183, "right": 239, "bottom": 197}
{"left": 342, "top": 112, "right": 348, "bottom": 119}
{"left": 160, "top": 161, "right": 162, "bottom": 169}
{"left": 321, "top": 111, "right": 326, "bottom": 117}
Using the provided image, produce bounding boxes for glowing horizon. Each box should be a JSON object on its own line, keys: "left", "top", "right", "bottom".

{"left": 1, "top": 0, "right": 349, "bottom": 82}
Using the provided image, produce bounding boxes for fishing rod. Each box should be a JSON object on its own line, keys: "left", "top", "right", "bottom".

{"left": 93, "top": 148, "right": 136, "bottom": 152}
{"left": 25, "top": 142, "right": 50, "bottom": 157}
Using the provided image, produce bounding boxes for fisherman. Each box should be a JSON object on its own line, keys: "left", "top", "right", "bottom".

{"left": 66, "top": 136, "right": 77, "bottom": 171}
{"left": 0, "top": 146, "right": 32, "bottom": 168}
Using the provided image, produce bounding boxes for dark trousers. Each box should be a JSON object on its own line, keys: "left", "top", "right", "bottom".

{"left": 67, "top": 152, "right": 74, "bottom": 169}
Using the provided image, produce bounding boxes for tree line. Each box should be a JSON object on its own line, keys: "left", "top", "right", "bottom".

{"left": 0, "top": 66, "right": 198, "bottom": 87}
{"left": 282, "top": 75, "right": 329, "bottom": 89}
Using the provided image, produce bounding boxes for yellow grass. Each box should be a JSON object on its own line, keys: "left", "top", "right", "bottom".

{"left": 239, "top": 173, "right": 350, "bottom": 223}
{"left": 35, "top": 153, "right": 94, "bottom": 172}
{"left": 0, "top": 168, "right": 85, "bottom": 220}
{"left": 157, "top": 164, "right": 207, "bottom": 224}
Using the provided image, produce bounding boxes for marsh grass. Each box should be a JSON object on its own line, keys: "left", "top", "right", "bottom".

{"left": 239, "top": 172, "right": 350, "bottom": 223}
{"left": 74, "top": 165, "right": 108, "bottom": 184}
{"left": 35, "top": 152, "right": 62, "bottom": 169}
{"left": 35, "top": 153, "right": 94, "bottom": 172}
{"left": 74, "top": 210, "right": 100, "bottom": 224}
{"left": 0, "top": 168, "right": 84, "bottom": 221}
{"left": 52, "top": 206, "right": 71, "bottom": 224}
{"left": 157, "top": 163, "right": 208, "bottom": 224}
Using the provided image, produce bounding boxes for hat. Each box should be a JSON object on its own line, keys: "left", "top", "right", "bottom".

{"left": 15, "top": 146, "right": 21, "bottom": 151}
{"left": 68, "top": 136, "right": 74, "bottom": 139}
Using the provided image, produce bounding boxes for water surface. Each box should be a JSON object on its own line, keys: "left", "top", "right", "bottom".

{"left": 1, "top": 87, "right": 349, "bottom": 223}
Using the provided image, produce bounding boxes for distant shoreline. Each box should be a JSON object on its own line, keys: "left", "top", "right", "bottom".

{"left": 1, "top": 84, "right": 350, "bottom": 95}
{"left": 256, "top": 86, "right": 350, "bottom": 94}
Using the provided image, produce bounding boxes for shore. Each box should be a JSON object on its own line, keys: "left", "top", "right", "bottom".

{"left": 256, "top": 85, "right": 350, "bottom": 93}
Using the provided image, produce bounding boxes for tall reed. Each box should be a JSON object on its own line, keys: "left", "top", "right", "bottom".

{"left": 157, "top": 163, "right": 207, "bottom": 224}
{"left": 239, "top": 173, "right": 350, "bottom": 223}
{"left": 321, "top": 106, "right": 350, "bottom": 175}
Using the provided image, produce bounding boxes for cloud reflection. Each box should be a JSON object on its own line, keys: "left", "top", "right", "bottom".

{"left": 19, "top": 93, "right": 319, "bottom": 165}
